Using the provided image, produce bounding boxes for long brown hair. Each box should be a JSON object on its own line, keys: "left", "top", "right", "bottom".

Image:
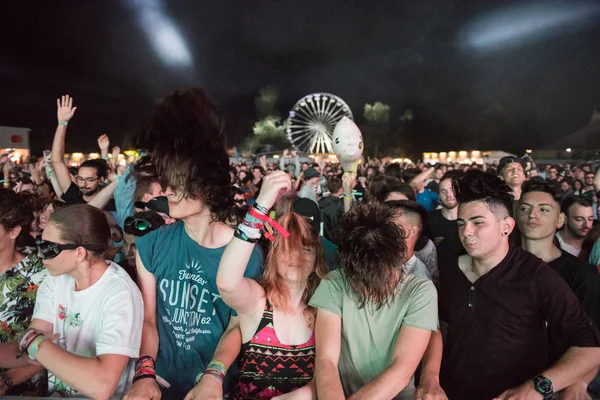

{"left": 261, "top": 212, "right": 329, "bottom": 328}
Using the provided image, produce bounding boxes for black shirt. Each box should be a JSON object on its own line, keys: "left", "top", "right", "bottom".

{"left": 61, "top": 182, "right": 116, "bottom": 211}
{"left": 439, "top": 245, "right": 600, "bottom": 400}
{"left": 549, "top": 250, "right": 600, "bottom": 326}
{"left": 425, "top": 209, "right": 457, "bottom": 241}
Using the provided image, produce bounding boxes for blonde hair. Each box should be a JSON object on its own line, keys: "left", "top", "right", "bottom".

{"left": 261, "top": 212, "right": 329, "bottom": 328}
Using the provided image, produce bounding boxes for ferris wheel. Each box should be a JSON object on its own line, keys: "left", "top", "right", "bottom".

{"left": 286, "top": 93, "right": 353, "bottom": 154}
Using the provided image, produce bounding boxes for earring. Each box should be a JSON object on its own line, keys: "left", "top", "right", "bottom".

{"left": 503, "top": 232, "right": 508, "bottom": 236}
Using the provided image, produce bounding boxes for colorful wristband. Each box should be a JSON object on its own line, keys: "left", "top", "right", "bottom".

{"left": 58, "top": 121, "right": 68, "bottom": 126}
{"left": 203, "top": 368, "right": 225, "bottom": 382}
{"left": 254, "top": 202, "right": 270, "bottom": 216}
{"left": 27, "top": 335, "right": 46, "bottom": 360}
{"left": 234, "top": 228, "right": 258, "bottom": 243}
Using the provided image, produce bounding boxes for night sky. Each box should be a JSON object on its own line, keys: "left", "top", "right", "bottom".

{"left": 2, "top": 0, "right": 600, "bottom": 156}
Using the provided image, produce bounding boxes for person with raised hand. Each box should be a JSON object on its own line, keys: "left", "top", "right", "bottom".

{"left": 51, "top": 95, "right": 117, "bottom": 211}
{"left": 217, "top": 170, "right": 328, "bottom": 399}
{"left": 97, "top": 134, "right": 110, "bottom": 161}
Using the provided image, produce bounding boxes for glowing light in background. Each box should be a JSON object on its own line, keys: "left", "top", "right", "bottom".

{"left": 460, "top": 2, "right": 600, "bottom": 51}
{"left": 128, "top": 0, "right": 192, "bottom": 67}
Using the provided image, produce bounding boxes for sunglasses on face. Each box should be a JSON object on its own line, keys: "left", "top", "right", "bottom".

{"left": 36, "top": 238, "right": 106, "bottom": 260}
{"left": 75, "top": 176, "right": 99, "bottom": 184}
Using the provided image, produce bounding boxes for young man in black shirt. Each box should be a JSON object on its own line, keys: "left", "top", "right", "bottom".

{"left": 415, "top": 170, "right": 600, "bottom": 400}
{"left": 427, "top": 172, "right": 461, "bottom": 246}
{"left": 51, "top": 95, "right": 117, "bottom": 211}
{"left": 518, "top": 180, "right": 600, "bottom": 327}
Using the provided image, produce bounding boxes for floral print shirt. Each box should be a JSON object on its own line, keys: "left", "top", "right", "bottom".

{"left": 0, "top": 252, "right": 48, "bottom": 396}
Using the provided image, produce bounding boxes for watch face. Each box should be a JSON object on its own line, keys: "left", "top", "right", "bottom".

{"left": 535, "top": 377, "right": 553, "bottom": 394}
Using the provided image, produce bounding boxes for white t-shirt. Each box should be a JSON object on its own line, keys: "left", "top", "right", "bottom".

{"left": 415, "top": 238, "right": 439, "bottom": 278}
{"left": 33, "top": 262, "right": 143, "bottom": 398}
{"left": 403, "top": 255, "right": 432, "bottom": 280}
{"left": 555, "top": 232, "right": 581, "bottom": 257}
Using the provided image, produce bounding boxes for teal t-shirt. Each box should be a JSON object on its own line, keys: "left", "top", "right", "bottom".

{"left": 136, "top": 221, "right": 263, "bottom": 398}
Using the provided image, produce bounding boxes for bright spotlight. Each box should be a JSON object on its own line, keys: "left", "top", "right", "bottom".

{"left": 129, "top": 0, "right": 192, "bottom": 67}
{"left": 460, "top": 2, "right": 600, "bottom": 51}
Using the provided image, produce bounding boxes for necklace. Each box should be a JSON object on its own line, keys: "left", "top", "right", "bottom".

{"left": 470, "top": 260, "right": 480, "bottom": 276}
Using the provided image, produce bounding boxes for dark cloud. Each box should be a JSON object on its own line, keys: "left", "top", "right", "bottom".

{"left": 1, "top": 0, "right": 599, "bottom": 155}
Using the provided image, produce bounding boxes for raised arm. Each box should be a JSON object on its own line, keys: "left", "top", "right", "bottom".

{"left": 216, "top": 171, "right": 291, "bottom": 314}
{"left": 87, "top": 178, "right": 119, "bottom": 210}
{"left": 97, "top": 134, "right": 110, "bottom": 161}
{"left": 409, "top": 167, "right": 435, "bottom": 189}
{"left": 51, "top": 95, "right": 77, "bottom": 193}
{"left": 123, "top": 252, "right": 162, "bottom": 400}
{"left": 594, "top": 165, "right": 600, "bottom": 193}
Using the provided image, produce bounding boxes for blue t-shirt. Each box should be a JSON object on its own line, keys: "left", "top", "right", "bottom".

{"left": 136, "top": 221, "right": 263, "bottom": 398}
{"left": 416, "top": 189, "right": 439, "bottom": 211}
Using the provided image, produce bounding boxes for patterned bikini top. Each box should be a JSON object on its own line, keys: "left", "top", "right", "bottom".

{"left": 230, "top": 300, "right": 316, "bottom": 400}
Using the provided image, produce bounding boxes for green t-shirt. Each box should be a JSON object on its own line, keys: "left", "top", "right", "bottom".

{"left": 309, "top": 269, "right": 438, "bottom": 397}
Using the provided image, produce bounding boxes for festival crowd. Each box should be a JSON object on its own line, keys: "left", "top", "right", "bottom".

{"left": 0, "top": 89, "right": 599, "bottom": 400}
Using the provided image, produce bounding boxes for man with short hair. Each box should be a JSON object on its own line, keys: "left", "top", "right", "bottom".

{"left": 404, "top": 168, "right": 439, "bottom": 211}
{"left": 557, "top": 197, "right": 594, "bottom": 257}
{"left": 298, "top": 167, "right": 320, "bottom": 202}
{"left": 415, "top": 170, "right": 600, "bottom": 400}
{"left": 518, "top": 180, "right": 600, "bottom": 327}
{"left": 548, "top": 165, "right": 559, "bottom": 181}
{"left": 387, "top": 200, "right": 432, "bottom": 279}
{"left": 498, "top": 156, "right": 526, "bottom": 200}
{"left": 51, "top": 95, "right": 117, "bottom": 211}
{"left": 426, "top": 167, "right": 444, "bottom": 194}
{"left": 426, "top": 172, "right": 460, "bottom": 246}
{"left": 582, "top": 171, "right": 596, "bottom": 203}
{"left": 319, "top": 176, "right": 344, "bottom": 246}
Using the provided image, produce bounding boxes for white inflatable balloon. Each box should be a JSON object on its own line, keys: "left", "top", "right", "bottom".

{"left": 332, "top": 116, "right": 363, "bottom": 173}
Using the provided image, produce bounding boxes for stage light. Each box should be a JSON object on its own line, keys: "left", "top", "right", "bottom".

{"left": 460, "top": 2, "right": 600, "bottom": 51}
{"left": 129, "top": 0, "right": 192, "bottom": 67}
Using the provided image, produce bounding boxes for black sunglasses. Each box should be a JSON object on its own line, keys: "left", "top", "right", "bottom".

{"left": 36, "top": 238, "right": 106, "bottom": 260}
{"left": 124, "top": 217, "right": 154, "bottom": 235}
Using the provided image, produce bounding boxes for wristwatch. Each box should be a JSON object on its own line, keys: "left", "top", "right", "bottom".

{"left": 533, "top": 375, "right": 554, "bottom": 399}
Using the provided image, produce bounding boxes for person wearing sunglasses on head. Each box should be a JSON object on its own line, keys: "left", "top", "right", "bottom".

{"left": 0, "top": 189, "right": 48, "bottom": 397}
{"left": 0, "top": 204, "right": 143, "bottom": 399}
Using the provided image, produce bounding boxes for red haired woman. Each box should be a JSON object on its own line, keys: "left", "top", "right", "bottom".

{"left": 217, "top": 171, "right": 328, "bottom": 399}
